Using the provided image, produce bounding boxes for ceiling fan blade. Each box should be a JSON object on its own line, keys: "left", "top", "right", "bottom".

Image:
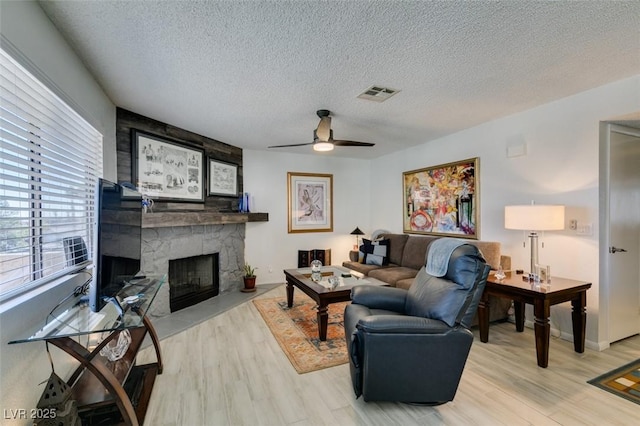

{"left": 332, "top": 140, "right": 375, "bottom": 147}
{"left": 316, "top": 116, "right": 331, "bottom": 141}
{"left": 268, "top": 142, "right": 314, "bottom": 148}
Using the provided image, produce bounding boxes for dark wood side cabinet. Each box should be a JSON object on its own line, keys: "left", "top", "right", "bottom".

{"left": 298, "top": 249, "right": 332, "bottom": 268}
{"left": 478, "top": 271, "right": 591, "bottom": 368}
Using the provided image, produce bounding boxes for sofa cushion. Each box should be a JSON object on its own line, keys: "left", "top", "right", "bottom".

{"left": 342, "top": 260, "right": 389, "bottom": 276}
{"left": 400, "top": 235, "right": 438, "bottom": 270}
{"left": 466, "top": 241, "right": 501, "bottom": 270}
{"left": 360, "top": 238, "right": 391, "bottom": 265}
{"left": 379, "top": 233, "right": 409, "bottom": 266}
{"left": 368, "top": 267, "right": 418, "bottom": 287}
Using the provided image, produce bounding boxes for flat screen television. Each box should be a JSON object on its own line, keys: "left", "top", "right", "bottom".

{"left": 90, "top": 178, "right": 143, "bottom": 312}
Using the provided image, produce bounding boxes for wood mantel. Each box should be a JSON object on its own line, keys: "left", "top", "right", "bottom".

{"left": 142, "top": 212, "right": 268, "bottom": 228}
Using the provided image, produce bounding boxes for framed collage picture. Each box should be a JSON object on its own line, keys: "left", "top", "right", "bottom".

{"left": 132, "top": 130, "right": 204, "bottom": 202}
{"left": 402, "top": 158, "right": 479, "bottom": 238}
{"left": 287, "top": 172, "right": 333, "bottom": 233}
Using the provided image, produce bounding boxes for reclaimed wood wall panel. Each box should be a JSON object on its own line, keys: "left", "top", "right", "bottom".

{"left": 116, "top": 108, "right": 243, "bottom": 212}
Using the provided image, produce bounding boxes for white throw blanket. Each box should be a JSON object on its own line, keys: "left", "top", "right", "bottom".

{"left": 425, "top": 238, "right": 467, "bottom": 277}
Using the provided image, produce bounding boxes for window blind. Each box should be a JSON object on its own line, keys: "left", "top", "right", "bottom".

{"left": 0, "top": 48, "right": 103, "bottom": 301}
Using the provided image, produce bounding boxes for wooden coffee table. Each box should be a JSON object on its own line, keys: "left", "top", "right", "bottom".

{"left": 478, "top": 271, "right": 591, "bottom": 368}
{"left": 283, "top": 266, "right": 386, "bottom": 341}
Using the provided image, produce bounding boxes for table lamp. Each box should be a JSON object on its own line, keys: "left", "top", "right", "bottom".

{"left": 504, "top": 203, "right": 565, "bottom": 274}
{"left": 350, "top": 227, "right": 365, "bottom": 250}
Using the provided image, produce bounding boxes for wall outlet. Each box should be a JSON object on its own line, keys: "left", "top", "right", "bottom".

{"left": 569, "top": 219, "right": 577, "bottom": 230}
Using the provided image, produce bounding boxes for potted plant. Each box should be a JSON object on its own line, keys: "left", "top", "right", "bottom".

{"left": 242, "top": 263, "right": 257, "bottom": 292}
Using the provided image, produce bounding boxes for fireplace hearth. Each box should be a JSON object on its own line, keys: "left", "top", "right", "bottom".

{"left": 168, "top": 253, "right": 219, "bottom": 312}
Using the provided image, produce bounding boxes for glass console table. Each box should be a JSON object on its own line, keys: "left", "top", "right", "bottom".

{"left": 9, "top": 275, "right": 166, "bottom": 426}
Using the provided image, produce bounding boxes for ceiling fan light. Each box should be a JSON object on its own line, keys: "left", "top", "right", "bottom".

{"left": 313, "top": 141, "right": 334, "bottom": 152}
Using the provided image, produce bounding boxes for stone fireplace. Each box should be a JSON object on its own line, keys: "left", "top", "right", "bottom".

{"left": 140, "top": 219, "right": 247, "bottom": 319}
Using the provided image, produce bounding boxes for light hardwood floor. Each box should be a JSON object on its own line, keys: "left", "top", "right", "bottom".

{"left": 138, "top": 285, "right": 640, "bottom": 425}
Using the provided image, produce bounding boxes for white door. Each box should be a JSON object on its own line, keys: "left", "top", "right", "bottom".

{"left": 607, "top": 125, "right": 640, "bottom": 343}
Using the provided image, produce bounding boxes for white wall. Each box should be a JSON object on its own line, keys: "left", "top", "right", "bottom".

{"left": 243, "top": 150, "right": 370, "bottom": 283}
{"left": 369, "top": 75, "right": 640, "bottom": 349}
{"left": 0, "top": 2, "right": 116, "bottom": 423}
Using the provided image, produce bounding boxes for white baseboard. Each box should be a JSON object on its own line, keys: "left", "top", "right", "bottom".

{"left": 521, "top": 319, "right": 605, "bottom": 351}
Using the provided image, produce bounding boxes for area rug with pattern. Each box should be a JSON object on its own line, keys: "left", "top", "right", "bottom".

{"left": 253, "top": 296, "right": 349, "bottom": 374}
{"left": 587, "top": 358, "right": 640, "bottom": 405}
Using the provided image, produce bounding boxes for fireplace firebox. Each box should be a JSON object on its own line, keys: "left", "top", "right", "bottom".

{"left": 168, "top": 253, "right": 219, "bottom": 312}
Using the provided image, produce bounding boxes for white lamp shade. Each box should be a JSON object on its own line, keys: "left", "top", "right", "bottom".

{"left": 504, "top": 205, "right": 565, "bottom": 231}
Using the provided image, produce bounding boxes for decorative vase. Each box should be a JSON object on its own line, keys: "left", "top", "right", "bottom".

{"left": 99, "top": 329, "right": 132, "bottom": 362}
{"left": 310, "top": 259, "right": 323, "bottom": 282}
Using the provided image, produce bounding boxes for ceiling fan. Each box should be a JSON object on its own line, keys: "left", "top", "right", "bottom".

{"left": 268, "top": 109, "right": 375, "bottom": 152}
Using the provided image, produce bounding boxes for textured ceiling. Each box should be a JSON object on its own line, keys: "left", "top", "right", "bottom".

{"left": 39, "top": 1, "right": 640, "bottom": 159}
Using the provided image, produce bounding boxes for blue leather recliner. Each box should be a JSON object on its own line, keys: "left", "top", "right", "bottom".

{"left": 344, "top": 243, "right": 490, "bottom": 404}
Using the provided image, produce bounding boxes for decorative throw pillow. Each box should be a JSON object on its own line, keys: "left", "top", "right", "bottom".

{"left": 359, "top": 238, "right": 390, "bottom": 266}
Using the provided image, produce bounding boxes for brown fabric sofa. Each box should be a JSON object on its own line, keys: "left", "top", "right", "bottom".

{"left": 342, "top": 233, "right": 512, "bottom": 324}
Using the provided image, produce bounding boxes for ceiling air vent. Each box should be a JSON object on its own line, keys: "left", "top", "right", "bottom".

{"left": 357, "top": 85, "right": 400, "bottom": 102}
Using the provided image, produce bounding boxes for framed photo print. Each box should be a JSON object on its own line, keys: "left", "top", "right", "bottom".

{"left": 208, "top": 159, "right": 238, "bottom": 197}
{"left": 287, "top": 172, "right": 333, "bottom": 233}
{"left": 132, "top": 130, "right": 205, "bottom": 202}
{"left": 402, "top": 157, "right": 479, "bottom": 238}
{"left": 535, "top": 263, "right": 551, "bottom": 283}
